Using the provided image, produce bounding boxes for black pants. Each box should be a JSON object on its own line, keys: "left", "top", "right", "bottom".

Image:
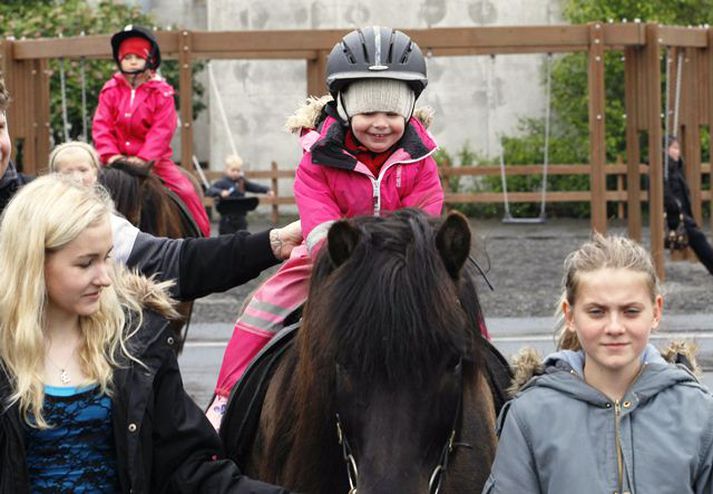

{"left": 684, "top": 215, "right": 713, "bottom": 275}
{"left": 219, "top": 213, "right": 248, "bottom": 235}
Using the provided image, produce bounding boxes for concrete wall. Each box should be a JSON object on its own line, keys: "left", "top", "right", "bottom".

{"left": 116, "top": 0, "right": 564, "bottom": 184}
{"left": 202, "top": 0, "right": 564, "bottom": 175}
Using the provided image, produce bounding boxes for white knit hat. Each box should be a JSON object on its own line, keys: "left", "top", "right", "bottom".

{"left": 337, "top": 79, "right": 415, "bottom": 121}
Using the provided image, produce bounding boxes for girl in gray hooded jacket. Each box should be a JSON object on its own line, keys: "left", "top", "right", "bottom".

{"left": 484, "top": 234, "right": 713, "bottom": 494}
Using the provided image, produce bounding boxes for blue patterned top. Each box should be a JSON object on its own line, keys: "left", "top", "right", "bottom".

{"left": 24, "top": 384, "right": 120, "bottom": 493}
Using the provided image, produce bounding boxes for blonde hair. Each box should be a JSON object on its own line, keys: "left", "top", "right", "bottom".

{"left": 0, "top": 175, "right": 174, "bottom": 427}
{"left": 0, "top": 78, "right": 9, "bottom": 112}
{"left": 48, "top": 141, "right": 101, "bottom": 174}
{"left": 225, "top": 154, "right": 244, "bottom": 170}
{"left": 555, "top": 233, "right": 660, "bottom": 351}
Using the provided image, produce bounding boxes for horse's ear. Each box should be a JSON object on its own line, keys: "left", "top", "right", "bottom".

{"left": 328, "top": 220, "right": 361, "bottom": 267}
{"left": 436, "top": 211, "right": 471, "bottom": 279}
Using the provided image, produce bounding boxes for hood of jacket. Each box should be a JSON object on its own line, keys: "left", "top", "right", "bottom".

{"left": 508, "top": 341, "right": 702, "bottom": 405}
{"left": 102, "top": 72, "right": 174, "bottom": 95}
{"left": 285, "top": 95, "right": 436, "bottom": 172}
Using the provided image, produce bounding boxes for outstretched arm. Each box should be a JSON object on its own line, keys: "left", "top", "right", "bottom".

{"left": 113, "top": 214, "right": 301, "bottom": 300}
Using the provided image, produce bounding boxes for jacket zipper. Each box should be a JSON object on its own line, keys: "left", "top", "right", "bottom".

{"left": 130, "top": 88, "right": 136, "bottom": 108}
{"left": 614, "top": 399, "right": 626, "bottom": 494}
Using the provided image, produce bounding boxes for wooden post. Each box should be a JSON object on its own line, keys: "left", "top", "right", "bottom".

{"left": 588, "top": 23, "right": 607, "bottom": 233}
{"left": 271, "top": 161, "right": 279, "bottom": 224}
{"left": 644, "top": 24, "right": 665, "bottom": 279}
{"left": 306, "top": 50, "right": 327, "bottom": 98}
{"left": 682, "top": 48, "right": 702, "bottom": 223}
{"left": 178, "top": 30, "right": 194, "bottom": 171}
{"left": 624, "top": 47, "right": 642, "bottom": 241}
{"left": 708, "top": 28, "right": 713, "bottom": 235}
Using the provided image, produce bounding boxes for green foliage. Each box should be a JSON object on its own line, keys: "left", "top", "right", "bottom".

{"left": 0, "top": 0, "right": 205, "bottom": 144}
{"left": 496, "top": 0, "right": 713, "bottom": 218}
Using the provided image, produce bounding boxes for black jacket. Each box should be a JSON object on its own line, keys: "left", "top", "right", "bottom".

{"left": 664, "top": 157, "right": 692, "bottom": 223}
{"left": 0, "top": 308, "right": 289, "bottom": 494}
{"left": 0, "top": 161, "right": 31, "bottom": 216}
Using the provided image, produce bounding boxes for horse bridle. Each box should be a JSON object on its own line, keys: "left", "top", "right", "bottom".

{"left": 335, "top": 361, "right": 468, "bottom": 494}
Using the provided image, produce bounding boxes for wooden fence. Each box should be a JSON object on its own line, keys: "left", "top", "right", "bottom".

{"left": 2, "top": 22, "right": 713, "bottom": 277}
{"left": 206, "top": 161, "right": 712, "bottom": 225}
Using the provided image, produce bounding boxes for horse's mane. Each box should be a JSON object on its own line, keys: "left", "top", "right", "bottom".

{"left": 100, "top": 165, "right": 192, "bottom": 238}
{"left": 263, "top": 209, "right": 487, "bottom": 490}
{"left": 307, "top": 210, "right": 481, "bottom": 384}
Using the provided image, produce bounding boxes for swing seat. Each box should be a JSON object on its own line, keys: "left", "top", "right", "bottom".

{"left": 501, "top": 214, "right": 547, "bottom": 225}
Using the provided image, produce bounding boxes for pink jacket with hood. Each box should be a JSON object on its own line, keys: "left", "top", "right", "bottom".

{"left": 92, "top": 72, "right": 176, "bottom": 164}
{"left": 287, "top": 96, "right": 443, "bottom": 249}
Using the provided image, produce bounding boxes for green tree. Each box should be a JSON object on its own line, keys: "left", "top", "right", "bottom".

{"left": 498, "top": 0, "right": 713, "bottom": 217}
{"left": 0, "top": 0, "right": 205, "bottom": 146}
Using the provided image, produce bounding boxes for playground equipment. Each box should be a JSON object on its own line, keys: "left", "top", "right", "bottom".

{"left": 495, "top": 53, "right": 552, "bottom": 224}
{"left": 1, "top": 23, "right": 712, "bottom": 279}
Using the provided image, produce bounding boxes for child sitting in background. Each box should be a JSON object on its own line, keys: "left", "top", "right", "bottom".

{"left": 207, "top": 154, "right": 273, "bottom": 234}
{"left": 48, "top": 141, "right": 102, "bottom": 187}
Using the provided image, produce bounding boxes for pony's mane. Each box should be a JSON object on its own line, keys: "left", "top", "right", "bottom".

{"left": 305, "top": 209, "right": 479, "bottom": 385}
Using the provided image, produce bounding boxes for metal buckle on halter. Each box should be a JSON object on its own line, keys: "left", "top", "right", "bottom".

{"left": 336, "top": 414, "right": 359, "bottom": 493}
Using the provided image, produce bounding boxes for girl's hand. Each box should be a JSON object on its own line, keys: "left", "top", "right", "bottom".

{"left": 108, "top": 154, "right": 124, "bottom": 164}
{"left": 270, "top": 220, "right": 302, "bottom": 260}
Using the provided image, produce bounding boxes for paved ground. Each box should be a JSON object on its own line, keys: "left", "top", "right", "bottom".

{"left": 181, "top": 213, "right": 713, "bottom": 406}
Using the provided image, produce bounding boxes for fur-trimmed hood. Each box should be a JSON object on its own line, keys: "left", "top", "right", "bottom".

{"left": 508, "top": 341, "right": 702, "bottom": 398}
{"left": 285, "top": 94, "right": 434, "bottom": 134}
{"left": 114, "top": 268, "right": 179, "bottom": 320}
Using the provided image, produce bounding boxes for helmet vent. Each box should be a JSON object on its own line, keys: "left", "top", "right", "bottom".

{"left": 341, "top": 42, "right": 357, "bottom": 64}
{"left": 399, "top": 42, "right": 413, "bottom": 64}
{"left": 357, "top": 29, "right": 370, "bottom": 64}
{"left": 387, "top": 31, "right": 396, "bottom": 63}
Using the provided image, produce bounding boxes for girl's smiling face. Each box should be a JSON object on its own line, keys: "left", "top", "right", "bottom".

{"left": 563, "top": 267, "right": 663, "bottom": 392}
{"left": 350, "top": 112, "right": 406, "bottom": 154}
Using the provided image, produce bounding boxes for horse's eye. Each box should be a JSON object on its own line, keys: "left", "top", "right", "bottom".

{"left": 447, "top": 356, "right": 462, "bottom": 372}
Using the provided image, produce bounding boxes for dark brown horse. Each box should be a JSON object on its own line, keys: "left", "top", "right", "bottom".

{"left": 224, "top": 209, "right": 499, "bottom": 493}
{"left": 100, "top": 160, "right": 204, "bottom": 351}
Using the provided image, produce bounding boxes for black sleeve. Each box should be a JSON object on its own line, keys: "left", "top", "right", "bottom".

{"left": 126, "top": 230, "right": 280, "bottom": 301}
{"left": 244, "top": 180, "right": 270, "bottom": 194}
{"left": 152, "top": 344, "right": 291, "bottom": 494}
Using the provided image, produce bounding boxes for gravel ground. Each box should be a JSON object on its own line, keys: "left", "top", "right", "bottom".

{"left": 190, "top": 213, "right": 713, "bottom": 326}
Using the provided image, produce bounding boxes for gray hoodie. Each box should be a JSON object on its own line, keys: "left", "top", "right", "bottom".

{"left": 483, "top": 344, "right": 713, "bottom": 493}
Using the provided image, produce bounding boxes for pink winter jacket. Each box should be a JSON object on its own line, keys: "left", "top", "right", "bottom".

{"left": 92, "top": 73, "right": 176, "bottom": 164}
{"left": 290, "top": 97, "right": 443, "bottom": 248}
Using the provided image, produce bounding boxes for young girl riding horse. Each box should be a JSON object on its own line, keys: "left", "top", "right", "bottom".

{"left": 207, "top": 26, "right": 488, "bottom": 428}
{"left": 92, "top": 25, "right": 211, "bottom": 237}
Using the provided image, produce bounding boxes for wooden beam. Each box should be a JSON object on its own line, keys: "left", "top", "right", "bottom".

{"left": 645, "top": 24, "right": 665, "bottom": 278}
{"left": 588, "top": 23, "right": 608, "bottom": 233}
{"left": 657, "top": 26, "right": 708, "bottom": 48}
{"left": 624, "top": 46, "right": 643, "bottom": 241}
{"left": 178, "top": 30, "right": 193, "bottom": 171}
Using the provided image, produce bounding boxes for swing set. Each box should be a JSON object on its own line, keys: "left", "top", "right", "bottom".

{"left": 3, "top": 22, "right": 713, "bottom": 279}
{"left": 493, "top": 53, "right": 553, "bottom": 224}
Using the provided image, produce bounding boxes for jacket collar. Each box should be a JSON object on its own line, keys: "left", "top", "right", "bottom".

{"left": 296, "top": 99, "right": 437, "bottom": 173}
{"left": 510, "top": 342, "right": 703, "bottom": 407}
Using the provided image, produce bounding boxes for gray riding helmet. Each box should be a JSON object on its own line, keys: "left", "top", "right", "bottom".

{"left": 326, "top": 26, "right": 428, "bottom": 100}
